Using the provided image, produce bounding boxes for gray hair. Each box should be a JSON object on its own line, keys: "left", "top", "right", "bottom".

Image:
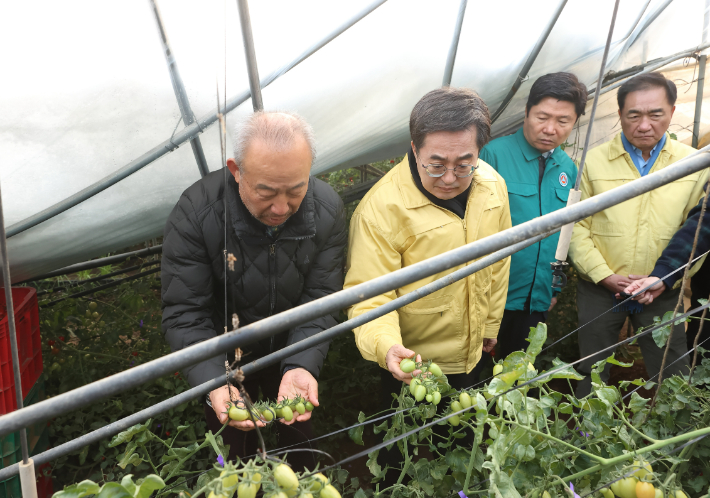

{"left": 232, "top": 111, "right": 316, "bottom": 168}
{"left": 410, "top": 87, "right": 490, "bottom": 152}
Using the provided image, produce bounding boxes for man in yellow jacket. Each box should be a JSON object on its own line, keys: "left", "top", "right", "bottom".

{"left": 344, "top": 87, "right": 511, "bottom": 400}
{"left": 569, "top": 72, "right": 709, "bottom": 397}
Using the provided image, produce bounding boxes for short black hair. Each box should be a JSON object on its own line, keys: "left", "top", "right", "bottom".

{"left": 526, "top": 72, "right": 588, "bottom": 119}
{"left": 617, "top": 72, "right": 677, "bottom": 111}
{"left": 410, "top": 87, "right": 490, "bottom": 152}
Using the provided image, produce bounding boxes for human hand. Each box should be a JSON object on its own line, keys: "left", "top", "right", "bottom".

{"left": 277, "top": 368, "right": 318, "bottom": 425}
{"left": 482, "top": 338, "right": 497, "bottom": 353}
{"left": 209, "top": 385, "right": 266, "bottom": 432}
{"left": 548, "top": 296, "right": 558, "bottom": 311}
{"left": 386, "top": 344, "right": 421, "bottom": 384}
{"left": 599, "top": 274, "right": 631, "bottom": 293}
{"left": 622, "top": 276, "right": 666, "bottom": 304}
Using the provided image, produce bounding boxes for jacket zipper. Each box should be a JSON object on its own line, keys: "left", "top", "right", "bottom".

{"left": 269, "top": 243, "right": 276, "bottom": 351}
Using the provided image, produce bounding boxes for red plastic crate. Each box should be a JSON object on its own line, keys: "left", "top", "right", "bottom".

{"left": 35, "top": 462, "right": 54, "bottom": 498}
{"left": 0, "top": 287, "right": 42, "bottom": 415}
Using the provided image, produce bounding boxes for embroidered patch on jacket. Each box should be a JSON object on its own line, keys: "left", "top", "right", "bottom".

{"left": 559, "top": 172, "right": 569, "bottom": 187}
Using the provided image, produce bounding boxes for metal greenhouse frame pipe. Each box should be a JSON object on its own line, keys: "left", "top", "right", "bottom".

{"left": 0, "top": 230, "right": 553, "bottom": 481}
{"left": 16, "top": 245, "right": 163, "bottom": 284}
{"left": 1, "top": 146, "right": 710, "bottom": 438}
{"left": 490, "top": 0, "right": 567, "bottom": 123}
{"left": 149, "top": 0, "right": 211, "bottom": 178}
{"left": 237, "top": 0, "right": 264, "bottom": 112}
{"left": 6, "top": 0, "right": 388, "bottom": 239}
{"left": 442, "top": 0, "right": 467, "bottom": 87}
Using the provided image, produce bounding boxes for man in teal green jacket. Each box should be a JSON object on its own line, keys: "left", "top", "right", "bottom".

{"left": 478, "top": 72, "right": 587, "bottom": 365}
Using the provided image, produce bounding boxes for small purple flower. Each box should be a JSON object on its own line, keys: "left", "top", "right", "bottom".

{"left": 139, "top": 320, "right": 143, "bottom": 328}
{"left": 574, "top": 427, "right": 591, "bottom": 437}
{"left": 458, "top": 492, "right": 469, "bottom": 498}
{"left": 217, "top": 455, "right": 225, "bottom": 467}
{"left": 569, "top": 483, "right": 581, "bottom": 498}
{"left": 157, "top": 424, "right": 161, "bottom": 428}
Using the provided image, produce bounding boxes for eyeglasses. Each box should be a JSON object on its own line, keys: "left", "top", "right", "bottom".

{"left": 421, "top": 161, "right": 478, "bottom": 178}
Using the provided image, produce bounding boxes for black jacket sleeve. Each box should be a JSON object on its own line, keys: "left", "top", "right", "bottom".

{"left": 651, "top": 193, "right": 710, "bottom": 288}
{"left": 280, "top": 190, "right": 347, "bottom": 377}
{"left": 161, "top": 193, "right": 224, "bottom": 388}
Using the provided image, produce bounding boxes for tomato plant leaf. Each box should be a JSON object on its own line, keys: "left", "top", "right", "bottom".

{"left": 348, "top": 424, "right": 364, "bottom": 446}
{"left": 96, "top": 482, "right": 133, "bottom": 498}
{"left": 628, "top": 391, "right": 649, "bottom": 413}
{"left": 109, "top": 419, "right": 152, "bottom": 447}
{"left": 52, "top": 479, "right": 101, "bottom": 498}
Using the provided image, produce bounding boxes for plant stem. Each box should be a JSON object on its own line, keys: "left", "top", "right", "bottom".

{"left": 506, "top": 422, "right": 608, "bottom": 464}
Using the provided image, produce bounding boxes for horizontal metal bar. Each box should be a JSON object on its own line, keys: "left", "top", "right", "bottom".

{"left": 0, "top": 230, "right": 551, "bottom": 480}
{"left": 1, "top": 146, "right": 708, "bottom": 438}
{"left": 17, "top": 245, "right": 163, "bottom": 284}
{"left": 39, "top": 266, "right": 161, "bottom": 308}
{"left": 36, "top": 261, "right": 161, "bottom": 296}
{"left": 6, "top": 0, "right": 388, "bottom": 239}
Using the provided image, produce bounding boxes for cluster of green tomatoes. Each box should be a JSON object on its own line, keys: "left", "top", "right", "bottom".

{"left": 207, "top": 459, "right": 341, "bottom": 498}
{"left": 596, "top": 460, "right": 688, "bottom": 498}
{"left": 227, "top": 396, "right": 315, "bottom": 424}
{"left": 399, "top": 356, "right": 448, "bottom": 404}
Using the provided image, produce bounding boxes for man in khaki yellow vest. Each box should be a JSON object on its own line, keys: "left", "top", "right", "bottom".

{"left": 344, "top": 87, "right": 511, "bottom": 399}
{"left": 569, "top": 73, "right": 709, "bottom": 396}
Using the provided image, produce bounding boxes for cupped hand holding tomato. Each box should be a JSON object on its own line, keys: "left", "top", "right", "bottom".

{"left": 277, "top": 368, "right": 318, "bottom": 425}
{"left": 209, "top": 385, "right": 266, "bottom": 432}
{"left": 385, "top": 344, "right": 421, "bottom": 383}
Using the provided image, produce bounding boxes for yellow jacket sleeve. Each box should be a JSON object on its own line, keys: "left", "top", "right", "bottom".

{"left": 344, "top": 213, "right": 403, "bottom": 369}
{"left": 569, "top": 164, "right": 615, "bottom": 284}
{"left": 484, "top": 186, "right": 512, "bottom": 338}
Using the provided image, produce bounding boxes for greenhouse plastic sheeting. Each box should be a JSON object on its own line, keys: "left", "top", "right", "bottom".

{"left": 2, "top": 0, "right": 709, "bottom": 282}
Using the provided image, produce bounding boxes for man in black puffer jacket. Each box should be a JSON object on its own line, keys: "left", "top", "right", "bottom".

{"left": 161, "top": 111, "right": 346, "bottom": 466}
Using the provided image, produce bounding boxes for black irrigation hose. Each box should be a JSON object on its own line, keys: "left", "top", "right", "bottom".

{"left": 39, "top": 267, "right": 161, "bottom": 308}
{"left": 36, "top": 260, "right": 161, "bottom": 296}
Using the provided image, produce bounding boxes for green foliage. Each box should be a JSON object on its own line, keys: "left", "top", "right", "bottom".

{"left": 37, "top": 268, "right": 208, "bottom": 489}
{"left": 352, "top": 323, "right": 710, "bottom": 497}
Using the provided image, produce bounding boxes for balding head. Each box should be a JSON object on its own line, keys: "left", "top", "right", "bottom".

{"left": 226, "top": 111, "right": 315, "bottom": 227}
{"left": 232, "top": 111, "right": 316, "bottom": 170}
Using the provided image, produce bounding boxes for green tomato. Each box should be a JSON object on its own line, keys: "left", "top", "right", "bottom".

{"left": 229, "top": 406, "right": 249, "bottom": 422}
{"left": 635, "top": 482, "right": 655, "bottom": 498}
{"left": 448, "top": 415, "right": 460, "bottom": 426}
{"left": 237, "top": 482, "right": 257, "bottom": 498}
{"left": 600, "top": 488, "right": 614, "bottom": 498}
{"left": 275, "top": 407, "right": 283, "bottom": 418}
{"left": 409, "top": 378, "right": 421, "bottom": 395}
{"left": 281, "top": 406, "right": 294, "bottom": 422}
{"left": 261, "top": 408, "right": 275, "bottom": 422}
{"left": 414, "top": 385, "right": 427, "bottom": 402}
{"left": 428, "top": 363, "right": 443, "bottom": 377}
{"left": 542, "top": 492, "right": 551, "bottom": 498}
{"left": 308, "top": 473, "right": 328, "bottom": 492}
{"left": 89, "top": 302, "right": 98, "bottom": 311}
{"left": 610, "top": 477, "right": 638, "bottom": 498}
{"left": 432, "top": 392, "right": 441, "bottom": 405}
{"left": 459, "top": 392, "right": 472, "bottom": 409}
{"left": 273, "top": 464, "right": 299, "bottom": 491}
{"left": 451, "top": 400, "right": 463, "bottom": 412}
{"left": 400, "top": 358, "right": 416, "bottom": 373}
{"left": 295, "top": 402, "right": 306, "bottom": 415}
{"left": 674, "top": 491, "right": 688, "bottom": 498}
{"left": 220, "top": 470, "right": 239, "bottom": 489}
{"left": 320, "top": 484, "right": 341, "bottom": 498}
{"left": 653, "top": 490, "right": 663, "bottom": 498}
{"left": 305, "top": 401, "right": 315, "bottom": 411}
{"left": 492, "top": 364, "right": 503, "bottom": 376}
{"left": 426, "top": 394, "right": 433, "bottom": 403}
{"left": 264, "top": 492, "right": 288, "bottom": 498}
{"left": 632, "top": 460, "right": 653, "bottom": 480}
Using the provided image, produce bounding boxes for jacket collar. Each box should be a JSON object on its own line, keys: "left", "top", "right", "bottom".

{"left": 398, "top": 154, "right": 494, "bottom": 210}
{"left": 514, "top": 127, "right": 545, "bottom": 162}
{"left": 227, "top": 176, "right": 317, "bottom": 244}
{"left": 609, "top": 131, "right": 673, "bottom": 161}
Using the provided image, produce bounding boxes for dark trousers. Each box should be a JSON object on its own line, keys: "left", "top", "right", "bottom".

{"left": 470, "top": 308, "right": 548, "bottom": 377}
{"left": 687, "top": 260, "right": 710, "bottom": 355}
{"left": 575, "top": 278, "right": 689, "bottom": 398}
{"left": 377, "top": 369, "right": 481, "bottom": 488}
{"left": 203, "top": 364, "right": 315, "bottom": 472}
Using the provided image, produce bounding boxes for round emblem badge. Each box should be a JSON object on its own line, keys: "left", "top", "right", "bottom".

{"left": 559, "top": 172, "right": 569, "bottom": 187}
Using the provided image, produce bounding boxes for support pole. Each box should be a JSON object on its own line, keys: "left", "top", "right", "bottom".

{"left": 693, "top": 0, "right": 710, "bottom": 148}
{"left": 551, "top": 0, "right": 620, "bottom": 290}
{"left": 0, "top": 180, "right": 36, "bottom": 497}
{"left": 236, "top": 0, "right": 263, "bottom": 112}
{"left": 442, "top": 0, "right": 467, "bottom": 87}
{"left": 149, "top": 0, "right": 210, "bottom": 178}
{"left": 490, "top": 0, "right": 567, "bottom": 123}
